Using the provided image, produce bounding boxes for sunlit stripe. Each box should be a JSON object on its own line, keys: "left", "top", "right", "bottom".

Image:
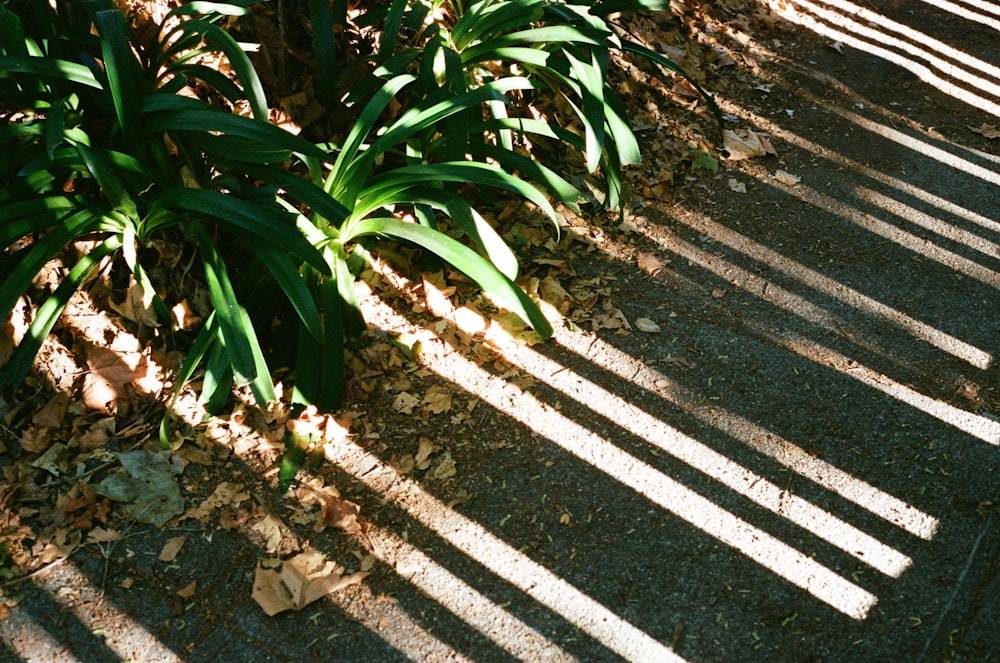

{"left": 719, "top": 95, "right": 1000, "bottom": 237}
{"left": 762, "top": 0, "right": 1000, "bottom": 116}
{"left": 331, "top": 529, "right": 574, "bottom": 662}
{"left": 762, "top": 178, "right": 1000, "bottom": 290}
{"left": 329, "top": 440, "right": 690, "bottom": 659}
{"left": 784, "top": 336, "right": 1000, "bottom": 445}
{"left": 553, "top": 328, "right": 940, "bottom": 540}
{"left": 856, "top": 186, "right": 1000, "bottom": 260}
{"left": 1, "top": 615, "right": 89, "bottom": 662}
{"left": 641, "top": 205, "right": 993, "bottom": 369}
{"left": 931, "top": 0, "right": 1000, "bottom": 17}
{"left": 819, "top": 103, "right": 1000, "bottom": 187}
{"left": 362, "top": 303, "right": 879, "bottom": 620}
{"left": 16, "top": 562, "right": 180, "bottom": 661}
{"left": 810, "top": 0, "right": 1000, "bottom": 87}
{"left": 491, "top": 329, "right": 913, "bottom": 577}
{"left": 630, "top": 215, "right": 1000, "bottom": 446}
{"left": 920, "top": 0, "right": 1000, "bottom": 31}
{"left": 326, "top": 583, "right": 476, "bottom": 662}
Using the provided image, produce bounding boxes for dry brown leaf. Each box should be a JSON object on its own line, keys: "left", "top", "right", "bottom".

{"left": 320, "top": 495, "right": 361, "bottom": 534}
{"left": 252, "top": 515, "right": 283, "bottom": 553}
{"left": 422, "top": 385, "right": 453, "bottom": 415}
{"left": 252, "top": 551, "right": 367, "bottom": 616}
{"left": 177, "top": 581, "right": 197, "bottom": 599}
{"left": 179, "top": 482, "right": 248, "bottom": 522}
{"left": 635, "top": 318, "right": 662, "bottom": 333}
{"left": 539, "top": 276, "right": 573, "bottom": 314}
{"left": 415, "top": 437, "right": 438, "bottom": 469}
{"left": 159, "top": 535, "right": 189, "bottom": 562}
{"left": 21, "top": 393, "right": 70, "bottom": 454}
{"left": 171, "top": 299, "right": 201, "bottom": 331}
{"left": 774, "top": 170, "right": 801, "bottom": 186}
{"left": 422, "top": 275, "right": 456, "bottom": 318}
{"left": 109, "top": 276, "right": 158, "bottom": 327}
{"left": 637, "top": 252, "right": 669, "bottom": 275}
{"left": 969, "top": 123, "right": 1000, "bottom": 139}
{"left": 86, "top": 527, "right": 123, "bottom": 544}
{"left": 82, "top": 346, "right": 149, "bottom": 415}
{"left": 391, "top": 391, "right": 420, "bottom": 414}
{"left": 432, "top": 452, "right": 457, "bottom": 480}
{"left": 723, "top": 129, "right": 768, "bottom": 160}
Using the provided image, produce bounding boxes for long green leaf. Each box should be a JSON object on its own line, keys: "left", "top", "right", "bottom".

{"left": 0, "top": 55, "right": 102, "bottom": 89}
{"left": 195, "top": 226, "right": 268, "bottom": 392}
{"left": 140, "top": 98, "right": 326, "bottom": 159}
{"left": 166, "top": 19, "right": 268, "bottom": 119}
{"left": 249, "top": 242, "right": 323, "bottom": 340}
{"left": 153, "top": 188, "right": 330, "bottom": 275}
{"left": 342, "top": 218, "right": 552, "bottom": 337}
{"left": 94, "top": 9, "right": 145, "bottom": 155}
{"left": 0, "top": 236, "right": 121, "bottom": 388}
{"left": 0, "top": 209, "right": 103, "bottom": 319}
{"left": 355, "top": 161, "right": 556, "bottom": 222}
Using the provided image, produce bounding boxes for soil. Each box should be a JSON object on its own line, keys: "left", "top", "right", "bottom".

{"left": 2, "top": 1, "right": 1000, "bottom": 662}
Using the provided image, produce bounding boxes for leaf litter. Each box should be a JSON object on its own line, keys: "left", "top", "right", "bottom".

{"left": 0, "top": 0, "right": 805, "bottom": 624}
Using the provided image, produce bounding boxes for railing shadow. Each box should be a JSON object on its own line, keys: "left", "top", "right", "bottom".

{"left": 3, "top": 1, "right": 1000, "bottom": 662}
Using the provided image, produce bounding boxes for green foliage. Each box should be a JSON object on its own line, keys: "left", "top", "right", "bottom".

{"left": 1, "top": 0, "right": 718, "bottom": 475}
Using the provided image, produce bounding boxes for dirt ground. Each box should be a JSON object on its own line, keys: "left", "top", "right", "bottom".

{"left": 2, "top": 0, "right": 1000, "bottom": 661}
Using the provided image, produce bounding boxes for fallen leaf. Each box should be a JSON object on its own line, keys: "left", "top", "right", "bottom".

{"left": 422, "top": 385, "right": 453, "bottom": 415}
{"left": 91, "top": 450, "right": 185, "bottom": 527}
{"left": 108, "top": 276, "right": 159, "bottom": 327}
{"left": 415, "top": 437, "right": 438, "bottom": 469}
{"left": 179, "top": 482, "right": 247, "bottom": 523}
{"left": 86, "top": 527, "right": 123, "bottom": 544}
{"left": 432, "top": 452, "right": 457, "bottom": 480}
{"left": 723, "top": 129, "right": 768, "bottom": 160}
{"left": 21, "top": 393, "right": 70, "bottom": 453}
{"left": 635, "top": 318, "right": 662, "bottom": 333}
{"left": 969, "top": 123, "right": 1000, "bottom": 138}
{"left": 252, "top": 515, "right": 283, "bottom": 553}
{"left": 392, "top": 391, "right": 420, "bottom": 415}
{"left": 637, "top": 252, "right": 669, "bottom": 275}
{"left": 728, "top": 178, "right": 747, "bottom": 193}
{"left": 177, "top": 581, "right": 197, "bottom": 599}
{"left": 774, "top": 170, "right": 801, "bottom": 186}
{"left": 252, "top": 551, "right": 367, "bottom": 616}
{"left": 159, "top": 535, "right": 188, "bottom": 562}
{"left": 320, "top": 495, "right": 361, "bottom": 534}
{"left": 82, "top": 346, "right": 150, "bottom": 415}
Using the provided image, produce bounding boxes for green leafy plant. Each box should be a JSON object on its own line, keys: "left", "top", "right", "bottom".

{"left": 0, "top": 0, "right": 559, "bottom": 422}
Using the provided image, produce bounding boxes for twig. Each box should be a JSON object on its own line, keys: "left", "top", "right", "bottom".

{"left": 0, "top": 556, "right": 67, "bottom": 590}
